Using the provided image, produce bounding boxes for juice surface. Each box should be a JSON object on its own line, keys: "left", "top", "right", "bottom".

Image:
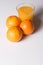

{"left": 18, "top": 6, "right": 34, "bottom": 20}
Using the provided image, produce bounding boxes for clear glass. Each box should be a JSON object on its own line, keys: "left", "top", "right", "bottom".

{"left": 16, "top": 2, "right": 35, "bottom": 21}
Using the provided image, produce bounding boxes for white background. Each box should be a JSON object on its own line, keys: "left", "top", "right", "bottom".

{"left": 0, "top": 0, "right": 43, "bottom": 65}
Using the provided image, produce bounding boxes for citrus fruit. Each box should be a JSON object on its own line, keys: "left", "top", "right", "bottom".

{"left": 6, "top": 16, "right": 21, "bottom": 28}
{"left": 6, "top": 27, "right": 23, "bottom": 42}
{"left": 20, "top": 20, "right": 34, "bottom": 35}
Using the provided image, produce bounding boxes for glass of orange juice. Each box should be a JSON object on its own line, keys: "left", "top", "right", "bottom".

{"left": 16, "top": 3, "right": 35, "bottom": 21}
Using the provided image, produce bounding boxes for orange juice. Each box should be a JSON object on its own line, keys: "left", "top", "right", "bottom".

{"left": 17, "top": 6, "right": 34, "bottom": 21}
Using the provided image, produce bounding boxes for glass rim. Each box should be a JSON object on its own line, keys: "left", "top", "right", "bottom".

{"left": 16, "top": 2, "right": 35, "bottom": 11}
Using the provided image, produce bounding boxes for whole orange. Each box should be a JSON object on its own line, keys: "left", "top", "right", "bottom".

{"left": 6, "top": 27, "right": 23, "bottom": 42}
{"left": 20, "top": 20, "right": 34, "bottom": 35}
{"left": 6, "top": 16, "right": 21, "bottom": 28}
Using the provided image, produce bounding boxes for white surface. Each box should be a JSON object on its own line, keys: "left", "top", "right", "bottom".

{"left": 0, "top": 0, "right": 43, "bottom": 65}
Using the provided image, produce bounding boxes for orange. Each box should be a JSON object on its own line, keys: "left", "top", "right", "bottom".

{"left": 20, "top": 20, "right": 34, "bottom": 35}
{"left": 6, "top": 27, "right": 23, "bottom": 42}
{"left": 6, "top": 16, "right": 21, "bottom": 28}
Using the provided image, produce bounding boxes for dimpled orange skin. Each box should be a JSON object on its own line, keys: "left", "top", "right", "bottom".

{"left": 7, "top": 27, "right": 23, "bottom": 42}
{"left": 6, "top": 16, "right": 21, "bottom": 28}
{"left": 20, "top": 20, "right": 34, "bottom": 35}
